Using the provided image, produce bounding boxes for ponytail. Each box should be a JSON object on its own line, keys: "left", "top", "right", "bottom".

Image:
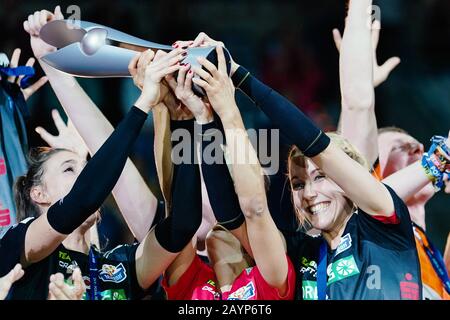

{"left": 13, "top": 147, "right": 66, "bottom": 221}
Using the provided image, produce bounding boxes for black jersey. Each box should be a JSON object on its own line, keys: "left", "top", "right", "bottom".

{"left": 0, "top": 218, "right": 145, "bottom": 300}
{"left": 283, "top": 185, "right": 422, "bottom": 300}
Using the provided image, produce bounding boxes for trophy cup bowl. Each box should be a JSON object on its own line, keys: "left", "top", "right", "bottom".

{"left": 40, "top": 20, "right": 232, "bottom": 96}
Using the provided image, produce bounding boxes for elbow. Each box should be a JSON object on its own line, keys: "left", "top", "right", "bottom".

{"left": 342, "top": 86, "right": 375, "bottom": 111}
{"left": 239, "top": 195, "right": 268, "bottom": 220}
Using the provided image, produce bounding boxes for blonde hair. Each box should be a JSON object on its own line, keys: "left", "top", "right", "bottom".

{"left": 288, "top": 132, "right": 369, "bottom": 226}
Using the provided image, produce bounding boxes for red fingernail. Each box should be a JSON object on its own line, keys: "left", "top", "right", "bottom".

{"left": 188, "top": 70, "right": 193, "bottom": 74}
{"left": 182, "top": 52, "right": 187, "bottom": 57}
{"left": 174, "top": 44, "right": 179, "bottom": 48}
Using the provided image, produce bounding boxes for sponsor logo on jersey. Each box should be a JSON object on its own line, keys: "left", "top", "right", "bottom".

{"left": 201, "top": 284, "right": 221, "bottom": 299}
{"left": 99, "top": 263, "right": 127, "bottom": 283}
{"left": 58, "top": 251, "right": 71, "bottom": 261}
{"left": 227, "top": 281, "right": 256, "bottom": 300}
{"left": 327, "top": 255, "right": 360, "bottom": 285}
{"left": 302, "top": 280, "right": 318, "bottom": 300}
{"left": 400, "top": 273, "right": 419, "bottom": 300}
{"left": 58, "top": 260, "right": 79, "bottom": 273}
{"left": 335, "top": 233, "right": 352, "bottom": 256}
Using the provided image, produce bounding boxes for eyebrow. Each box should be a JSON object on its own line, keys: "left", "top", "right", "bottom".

{"left": 60, "top": 159, "right": 76, "bottom": 167}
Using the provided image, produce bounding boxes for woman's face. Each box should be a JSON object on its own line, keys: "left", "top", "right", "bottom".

{"left": 39, "top": 150, "right": 87, "bottom": 206}
{"left": 289, "top": 157, "right": 351, "bottom": 232}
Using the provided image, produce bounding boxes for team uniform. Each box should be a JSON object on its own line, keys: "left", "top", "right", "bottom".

{"left": 374, "top": 158, "right": 450, "bottom": 300}
{"left": 283, "top": 185, "right": 422, "bottom": 300}
{"left": 0, "top": 218, "right": 147, "bottom": 300}
{"left": 162, "top": 255, "right": 296, "bottom": 300}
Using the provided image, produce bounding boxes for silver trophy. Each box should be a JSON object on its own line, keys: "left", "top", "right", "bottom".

{"left": 40, "top": 20, "right": 231, "bottom": 95}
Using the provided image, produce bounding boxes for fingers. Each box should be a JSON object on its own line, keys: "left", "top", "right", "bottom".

{"left": 172, "top": 40, "right": 193, "bottom": 49}
{"left": 183, "top": 66, "right": 194, "bottom": 92}
{"left": 8, "top": 49, "right": 21, "bottom": 83}
{"left": 23, "top": 20, "right": 31, "bottom": 34}
{"left": 27, "top": 14, "right": 37, "bottom": 36}
{"left": 332, "top": 28, "right": 342, "bottom": 52}
{"left": 33, "top": 11, "right": 41, "bottom": 34}
{"left": 128, "top": 53, "right": 140, "bottom": 77}
{"left": 23, "top": 76, "right": 48, "bottom": 101}
{"left": 371, "top": 20, "right": 381, "bottom": 52}
{"left": 54, "top": 5, "right": 64, "bottom": 20}
{"left": 192, "top": 65, "right": 213, "bottom": 83}
{"left": 11, "top": 264, "right": 24, "bottom": 283}
{"left": 48, "top": 282, "right": 68, "bottom": 300}
{"left": 35, "top": 126, "right": 56, "bottom": 146}
{"left": 191, "top": 32, "right": 210, "bottom": 47}
{"left": 176, "top": 64, "right": 189, "bottom": 88}
{"left": 18, "top": 57, "right": 35, "bottom": 84}
{"left": 72, "top": 268, "right": 86, "bottom": 298}
{"left": 51, "top": 109, "right": 66, "bottom": 133}
{"left": 192, "top": 77, "right": 211, "bottom": 91}
{"left": 216, "top": 45, "right": 227, "bottom": 75}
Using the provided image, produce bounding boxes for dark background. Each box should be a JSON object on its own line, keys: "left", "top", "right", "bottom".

{"left": 1, "top": 0, "right": 449, "bottom": 251}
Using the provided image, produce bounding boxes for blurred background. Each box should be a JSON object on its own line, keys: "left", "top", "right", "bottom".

{"left": 1, "top": 0, "right": 449, "bottom": 251}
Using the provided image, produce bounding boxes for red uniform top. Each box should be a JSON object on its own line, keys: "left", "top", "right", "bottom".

{"left": 162, "top": 255, "right": 296, "bottom": 300}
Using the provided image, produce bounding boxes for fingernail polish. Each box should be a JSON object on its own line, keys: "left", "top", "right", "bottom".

{"left": 182, "top": 52, "right": 187, "bottom": 57}
{"left": 174, "top": 44, "right": 179, "bottom": 48}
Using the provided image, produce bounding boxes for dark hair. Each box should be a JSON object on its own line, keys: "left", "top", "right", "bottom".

{"left": 14, "top": 147, "right": 67, "bottom": 221}
{"left": 378, "top": 126, "right": 410, "bottom": 136}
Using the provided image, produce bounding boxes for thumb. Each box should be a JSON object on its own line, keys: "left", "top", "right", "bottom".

{"left": 379, "top": 57, "right": 401, "bottom": 77}
{"left": 332, "top": 28, "right": 342, "bottom": 52}
{"left": 54, "top": 5, "right": 64, "bottom": 20}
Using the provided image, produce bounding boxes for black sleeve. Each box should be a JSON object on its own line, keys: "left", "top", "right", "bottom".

{"left": 231, "top": 66, "right": 330, "bottom": 157}
{"left": 199, "top": 119, "right": 245, "bottom": 230}
{"left": 0, "top": 218, "right": 34, "bottom": 277}
{"left": 47, "top": 106, "right": 148, "bottom": 235}
{"left": 357, "top": 184, "right": 416, "bottom": 250}
{"left": 154, "top": 120, "right": 202, "bottom": 253}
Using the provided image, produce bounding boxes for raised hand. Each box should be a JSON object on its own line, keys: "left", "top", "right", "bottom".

{"left": 182, "top": 32, "right": 240, "bottom": 76}
{"left": 166, "top": 63, "right": 213, "bottom": 124}
{"left": 1, "top": 48, "right": 48, "bottom": 101}
{"left": 133, "top": 49, "right": 185, "bottom": 112}
{"left": 35, "top": 109, "right": 89, "bottom": 159}
{"left": 0, "top": 264, "right": 24, "bottom": 300}
{"left": 191, "top": 46, "right": 237, "bottom": 120}
{"left": 333, "top": 20, "right": 401, "bottom": 88}
{"left": 48, "top": 268, "right": 86, "bottom": 300}
{"left": 23, "top": 6, "right": 64, "bottom": 60}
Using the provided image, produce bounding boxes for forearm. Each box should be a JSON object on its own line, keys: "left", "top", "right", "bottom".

{"left": 199, "top": 119, "right": 245, "bottom": 230}
{"left": 232, "top": 67, "right": 330, "bottom": 157}
{"left": 382, "top": 161, "right": 433, "bottom": 202}
{"left": 313, "top": 142, "right": 394, "bottom": 216}
{"left": 221, "top": 109, "right": 289, "bottom": 290}
{"left": 220, "top": 109, "right": 268, "bottom": 212}
{"left": 339, "top": 0, "right": 378, "bottom": 165}
{"left": 40, "top": 62, "right": 157, "bottom": 241}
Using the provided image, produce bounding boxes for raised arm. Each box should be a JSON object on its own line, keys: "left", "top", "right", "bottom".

{"left": 337, "top": 0, "right": 378, "bottom": 165}
{"left": 23, "top": 7, "right": 172, "bottom": 241}
{"left": 192, "top": 46, "right": 289, "bottom": 293}
{"left": 25, "top": 99, "right": 151, "bottom": 264}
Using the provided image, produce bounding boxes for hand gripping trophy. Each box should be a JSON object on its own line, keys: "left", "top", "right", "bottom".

{"left": 39, "top": 19, "right": 232, "bottom": 95}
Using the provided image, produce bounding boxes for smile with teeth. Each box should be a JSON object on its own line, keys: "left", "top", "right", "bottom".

{"left": 306, "top": 202, "right": 330, "bottom": 215}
